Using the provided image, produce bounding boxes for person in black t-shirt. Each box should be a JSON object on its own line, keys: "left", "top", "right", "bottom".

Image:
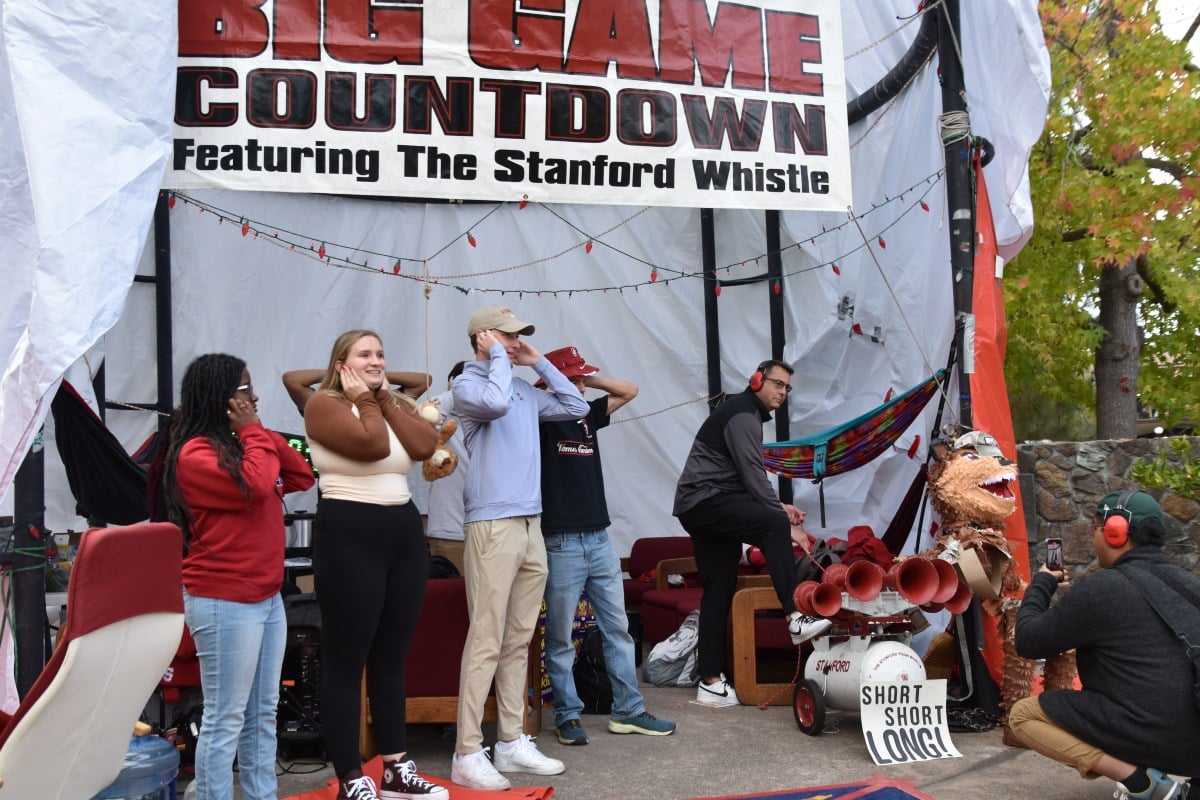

{"left": 537, "top": 346, "right": 677, "bottom": 747}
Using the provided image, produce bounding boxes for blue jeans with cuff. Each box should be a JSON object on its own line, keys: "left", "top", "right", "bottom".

{"left": 543, "top": 530, "right": 644, "bottom": 726}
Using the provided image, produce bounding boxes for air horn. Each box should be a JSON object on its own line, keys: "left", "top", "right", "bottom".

{"left": 883, "top": 557, "right": 939, "bottom": 606}
{"left": 942, "top": 579, "right": 973, "bottom": 613}
{"left": 844, "top": 561, "right": 885, "bottom": 601}
{"left": 792, "top": 580, "right": 842, "bottom": 617}
{"left": 929, "top": 557, "right": 961, "bottom": 605}
{"left": 819, "top": 562, "right": 849, "bottom": 589}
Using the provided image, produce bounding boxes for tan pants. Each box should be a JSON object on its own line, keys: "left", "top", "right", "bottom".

{"left": 455, "top": 515, "right": 548, "bottom": 753}
{"left": 427, "top": 537, "right": 466, "bottom": 576}
{"left": 1008, "top": 696, "right": 1105, "bottom": 778}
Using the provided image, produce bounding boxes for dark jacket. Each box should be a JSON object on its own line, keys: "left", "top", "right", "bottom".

{"left": 672, "top": 389, "right": 777, "bottom": 516}
{"left": 1014, "top": 547, "right": 1200, "bottom": 775}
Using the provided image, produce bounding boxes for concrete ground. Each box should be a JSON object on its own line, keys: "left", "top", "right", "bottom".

{"left": 260, "top": 684, "right": 1129, "bottom": 800}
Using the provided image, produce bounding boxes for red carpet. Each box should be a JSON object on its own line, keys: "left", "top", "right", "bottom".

{"left": 690, "top": 775, "right": 933, "bottom": 800}
{"left": 283, "top": 756, "right": 553, "bottom": 800}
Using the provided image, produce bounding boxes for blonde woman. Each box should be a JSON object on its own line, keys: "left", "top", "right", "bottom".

{"left": 302, "top": 330, "right": 443, "bottom": 800}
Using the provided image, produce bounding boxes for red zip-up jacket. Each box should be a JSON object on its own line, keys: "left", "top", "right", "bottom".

{"left": 178, "top": 422, "right": 315, "bottom": 602}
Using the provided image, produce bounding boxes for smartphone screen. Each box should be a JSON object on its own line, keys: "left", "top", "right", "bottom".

{"left": 1045, "top": 538, "right": 1063, "bottom": 570}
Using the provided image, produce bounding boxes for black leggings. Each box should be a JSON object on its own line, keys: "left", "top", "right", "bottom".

{"left": 313, "top": 498, "right": 428, "bottom": 777}
{"left": 678, "top": 492, "right": 797, "bottom": 679}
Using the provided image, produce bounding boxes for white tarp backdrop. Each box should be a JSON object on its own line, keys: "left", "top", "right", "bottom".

{"left": 0, "top": 0, "right": 176, "bottom": 502}
{"left": 3, "top": 2, "right": 1050, "bottom": 561}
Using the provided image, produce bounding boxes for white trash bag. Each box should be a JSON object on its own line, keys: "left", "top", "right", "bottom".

{"left": 642, "top": 609, "right": 700, "bottom": 687}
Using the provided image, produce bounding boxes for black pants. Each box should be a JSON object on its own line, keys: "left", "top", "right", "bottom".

{"left": 677, "top": 492, "right": 797, "bottom": 679}
{"left": 313, "top": 498, "right": 428, "bottom": 777}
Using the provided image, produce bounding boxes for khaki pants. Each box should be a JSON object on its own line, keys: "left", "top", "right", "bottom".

{"left": 427, "top": 537, "right": 466, "bottom": 576}
{"left": 455, "top": 515, "right": 548, "bottom": 753}
{"left": 1008, "top": 696, "right": 1106, "bottom": 778}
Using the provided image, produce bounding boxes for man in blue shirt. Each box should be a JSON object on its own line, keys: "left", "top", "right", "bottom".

{"left": 449, "top": 306, "right": 588, "bottom": 792}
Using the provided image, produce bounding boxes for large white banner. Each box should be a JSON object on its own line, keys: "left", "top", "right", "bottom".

{"left": 164, "top": 0, "right": 849, "bottom": 210}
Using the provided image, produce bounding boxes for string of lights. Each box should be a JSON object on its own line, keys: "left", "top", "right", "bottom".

{"left": 168, "top": 169, "right": 943, "bottom": 298}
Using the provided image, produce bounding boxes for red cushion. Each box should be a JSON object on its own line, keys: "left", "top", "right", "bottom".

{"left": 405, "top": 578, "right": 474, "bottom": 697}
{"left": 641, "top": 587, "right": 702, "bottom": 643}
{"left": 625, "top": 537, "right": 693, "bottom": 580}
{"left": 623, "top": 579, "right": 657, "bottom": 609}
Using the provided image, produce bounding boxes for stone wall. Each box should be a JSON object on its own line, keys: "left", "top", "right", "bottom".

{"left": 1016, "top": 436, "right": 1200, "bottom": 574}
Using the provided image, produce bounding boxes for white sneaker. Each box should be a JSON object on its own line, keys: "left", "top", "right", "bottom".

{"left": 695, "top": 674, "right": 739, "bottom": 707}
{"left": 492, "top": 733, "right": 566, "bottom": 776}
{"left": 450, "top": 749, "right": 511, "bottom": 791}
{"left": 789, "top": 612, "right": 832, "bottom": 644}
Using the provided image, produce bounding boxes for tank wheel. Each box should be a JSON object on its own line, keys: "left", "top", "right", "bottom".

{"left": 793, "top": 678, "right": 826, "bottom": 735}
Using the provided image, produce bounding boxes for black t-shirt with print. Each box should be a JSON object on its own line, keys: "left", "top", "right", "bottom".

{"left": 539, "top": 397, "right": 610, "bottom": 534}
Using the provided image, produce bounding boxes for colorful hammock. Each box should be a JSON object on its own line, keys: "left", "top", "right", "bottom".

{"left": 763, "top": 369, "right": 946, "bottom": 482}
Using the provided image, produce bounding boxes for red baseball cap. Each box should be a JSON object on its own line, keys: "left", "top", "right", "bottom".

{"left": 537, "top": 346, "right": 599, "bottom": 387}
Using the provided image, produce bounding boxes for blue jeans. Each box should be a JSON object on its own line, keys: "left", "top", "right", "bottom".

{"left": 184, "top": 591, "right": 286, "bottom": 800}
{"left": 543, "top": 530, "right": 644, "bottom": 725}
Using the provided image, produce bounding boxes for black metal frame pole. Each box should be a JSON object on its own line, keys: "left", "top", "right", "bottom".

{"left": 764, "top": 209, "right": 792, "bottom": 504}
{"left": 12, "top": 434, "right": 47, "bottom": 698}
{"left": 936, "top": 1, "right": 1001, "bottom": 715}
{"left": 938, "top": 0, "right": 975, "bottom": 431}
{"left": 154, "top": 192, "right": 175, "bottom": 417}
{"left": 701, "top": 208, "right": 721, "bottom": 412}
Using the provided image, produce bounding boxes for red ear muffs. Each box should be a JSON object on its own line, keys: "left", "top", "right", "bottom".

{"left": 748, "top": 361, "right": 771, "bottom": 392}
{"left": 1103, "top": 514, "right": 1129, "bottom": 547}
{"left": 1102, "top": 490, "right": 1136, "bottom": 548}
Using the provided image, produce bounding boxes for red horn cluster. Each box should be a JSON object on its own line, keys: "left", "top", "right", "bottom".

{"left": 792, "top": 580, "right": 842, "bottom": 617}
{"left": 791, "top": 555, "right": 973, "bottom": 618}
{"left": 884, "top": 557, "right": 939, "bottom": 606}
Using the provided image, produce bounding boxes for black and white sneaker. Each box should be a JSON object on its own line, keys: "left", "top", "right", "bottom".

{"left": 695, "top": 674, "right": 739, "bottom": 707}
{"left": 788, "top": 612, "right": 832, "bottom": 644}
{"left": 337, "top": 775, "right": 380, "bottom": 800}
{"left": 380, "top": 760, "right": 449, "bottom": 800}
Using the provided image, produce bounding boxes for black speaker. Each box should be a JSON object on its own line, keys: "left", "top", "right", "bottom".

{"left": 278, "top": 593, "right": 323, "bottom": 748}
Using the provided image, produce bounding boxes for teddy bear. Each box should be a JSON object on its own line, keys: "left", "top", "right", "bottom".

{"left": 420, "top": 402, "right": 459, "bottom": 482}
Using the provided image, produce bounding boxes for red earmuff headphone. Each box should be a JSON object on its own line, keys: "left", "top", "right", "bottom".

{"left": 1102, "top": 490, "right": 1137, "bottom": 548}
{"left": 748, "top": 362, "right": 770, "bottom": 392}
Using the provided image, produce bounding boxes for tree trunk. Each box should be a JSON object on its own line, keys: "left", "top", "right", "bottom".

{"left": 1094, "top": 257, "right": 1142, "bottom": 439}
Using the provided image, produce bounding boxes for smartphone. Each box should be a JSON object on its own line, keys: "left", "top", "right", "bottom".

{"left": 1045, "top": 538, "right": 1064, "bottom": 571}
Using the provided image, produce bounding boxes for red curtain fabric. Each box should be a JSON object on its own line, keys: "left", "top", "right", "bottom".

{"left": 969, "top": 157, "right": 1032, "bottom": 685}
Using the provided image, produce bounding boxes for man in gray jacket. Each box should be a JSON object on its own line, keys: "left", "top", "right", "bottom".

{"left": 1011, "top": 489, "right": 1199, "bottom": 800}
{"left": 673, "top": 359, "right": 828, "bottom": 708}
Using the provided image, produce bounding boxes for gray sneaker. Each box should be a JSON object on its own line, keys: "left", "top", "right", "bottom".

{"left": 607, "top": 712, "right": 677, "bottom": 736}
{"left": 1113, "top": 769, "right": 1190, "bottom": 800}
{"left": 556, "top": 719, "right": 589, "bottom": 745}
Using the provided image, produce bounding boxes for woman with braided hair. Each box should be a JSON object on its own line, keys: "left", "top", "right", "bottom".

{"left": 163, "top": 353, "right": 315, "bottom": 800}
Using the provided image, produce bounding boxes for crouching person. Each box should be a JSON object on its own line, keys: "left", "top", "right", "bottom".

{"left": 1010, "top": 489, "right": 1200, "bottom": 800}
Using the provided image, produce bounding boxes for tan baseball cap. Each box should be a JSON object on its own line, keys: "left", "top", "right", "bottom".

{"left": 467, "top": 305, "right": 535, "bottom": 336}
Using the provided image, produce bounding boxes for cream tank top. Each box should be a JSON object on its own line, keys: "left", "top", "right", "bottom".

{"left": 309, "top": 404, "right": 414, "bottom": 505}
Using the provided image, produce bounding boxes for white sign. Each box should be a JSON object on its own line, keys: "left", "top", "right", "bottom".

{"left": 165, "top": 0, "right": 850, "bottom": 210}
{"left": 859, "top": 680, "right": 962, "bottom": 765}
